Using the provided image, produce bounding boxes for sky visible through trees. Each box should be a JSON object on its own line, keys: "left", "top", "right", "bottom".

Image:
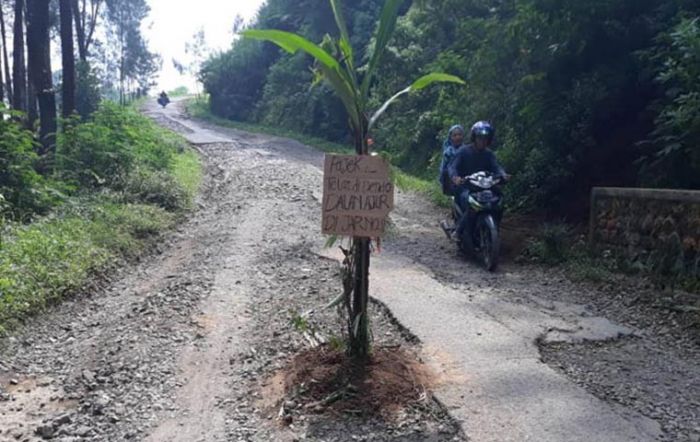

{"left": 143, "top": 0, "right": 265, "bottom": 91}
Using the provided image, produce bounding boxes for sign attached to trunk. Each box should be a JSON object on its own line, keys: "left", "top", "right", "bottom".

{"left": 322, "top": 154, "right": 395, "bottom": 238}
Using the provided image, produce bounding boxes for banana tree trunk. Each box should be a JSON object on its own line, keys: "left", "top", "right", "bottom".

{"left": 350, "top": 237, "right": 371, "bottom": 359}
{"left": 348, "top": 122, "right": 371, "bottom": 361}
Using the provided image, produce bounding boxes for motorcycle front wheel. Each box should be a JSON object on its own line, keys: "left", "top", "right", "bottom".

{"left": 476, "top": 214, "right": 500, "bottom": 271}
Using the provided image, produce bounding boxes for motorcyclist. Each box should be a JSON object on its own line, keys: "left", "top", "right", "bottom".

{"left": 448, "top": 121, "right": 508, "bottom": 240}
{"left": 158, "top": 91, "right": 170, "bottom": 107}
{"left": 438, "top": 124, "right": 466, "bottom": 196}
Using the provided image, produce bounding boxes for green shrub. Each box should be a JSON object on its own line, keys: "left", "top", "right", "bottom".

{"left": 0, "top": 107, "right": 54, "bottom": 216}
{"left": 86, "top": 202, "right": 176, "bottom": 250}
{"left": 524, "top": 223, "right": 572, "bottom": 265}
{"left": 76, "top": 61, "right": 102, "bottom": 119}
{"left": 57, "top": 115, "right": 131, "bottom": 188}
{"left": 565, "top": 257, "right": 614, "bottom": 283}
{"left": 122, "top": 167, "right": 189, "bottom": 212}
{"left": 57, "top": 102, "right": 189, "bottom": 190}
{"left": 168, "top": 86, "right": 190, "bottom": 97}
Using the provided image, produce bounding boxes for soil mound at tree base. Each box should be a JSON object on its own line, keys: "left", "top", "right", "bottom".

{"left": 264, "top": 345, "right": 435, "bottom": 419}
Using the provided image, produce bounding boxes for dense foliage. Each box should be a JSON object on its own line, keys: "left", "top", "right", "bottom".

{"left": 640, "top": 17, "right": 700, "bottom": 189}
{"left": 0, "top": 106, "right": 51, "bottom": 218}
{"left": 58, "top": 103, "right": 182, "bottom": 185}
{"left": 201, "top": 0, "right": 700, "bottom": 216}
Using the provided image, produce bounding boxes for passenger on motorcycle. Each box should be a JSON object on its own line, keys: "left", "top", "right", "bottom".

{"left": 438, "top": 124, "right": 466, "bottom": 196}
{"left": 448, "top": 121, "right": 508, "bottom": 239}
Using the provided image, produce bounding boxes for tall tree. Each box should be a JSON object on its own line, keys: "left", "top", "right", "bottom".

{"left": 0, "top": 1, "right": 12, "bottom": 104}
{"left": 12, "top": 0, "right": 27, "bottom": 112}
{"left": 59, "top": 0, "right": 76, "bottom": 116}
{"left": 0, "top": 29, "right": 4, "bottom": 104}
{"left": 105, "top": 0, "right": 156, "bottom": 104}
{"left": 26, "top": 0, "right": 38, "bottom": 127}
{"left": 184, "top": 28, "right": 210, "bottom": 96}
{"left": 26, "top": 0, "right": 57, "bottom": 154}
{"left": 72, "top": 0, "right": 101, "bottom": 61}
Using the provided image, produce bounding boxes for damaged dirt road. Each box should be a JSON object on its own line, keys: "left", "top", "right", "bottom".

{"left": 0, "top": 99, "right": 698, "bottom": 441}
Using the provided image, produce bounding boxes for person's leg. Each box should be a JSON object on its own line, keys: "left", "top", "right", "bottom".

{"left": 441, "top": 187, "right": 459, "bottom": 238}
{"left": 455, "top": 189, "right": 470, "bottom": 238}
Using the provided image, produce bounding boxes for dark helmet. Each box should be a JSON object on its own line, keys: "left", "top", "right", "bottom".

{"left": 470, "top": 121, "right": 495, "bottom": 143}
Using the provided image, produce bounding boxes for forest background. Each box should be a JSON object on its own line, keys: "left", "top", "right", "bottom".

{"left": 200, "top": 0, "right": 700, "bottom": 218}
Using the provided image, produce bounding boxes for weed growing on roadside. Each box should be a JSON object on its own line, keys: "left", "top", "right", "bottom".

{"left": 524, "top": 223, "right": 572, "bottom": 265}
{"left": 0, "top": 202, "right": 176, "bottom": 334}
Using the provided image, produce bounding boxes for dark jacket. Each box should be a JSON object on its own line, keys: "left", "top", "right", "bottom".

{"left": 448, "top": 144, "right": 505, "bottom": 182}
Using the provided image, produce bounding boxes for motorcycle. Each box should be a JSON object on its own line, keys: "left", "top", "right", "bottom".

{"left": 157, "top": 95, "right": 170, "bottom": 108}
{"left": 441, "top": 171, "right": 505, "bottom": 271}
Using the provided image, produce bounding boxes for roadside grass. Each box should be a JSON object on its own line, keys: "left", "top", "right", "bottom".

{"left": 0, "top": 106, "right": 203, "bottom": 335}
{"left": 186, "top": 98, "right": 450, "bottom": 208}
{"left": 0, "top": 203, "right": 176, "bottom": 333}
{"left": 170, "top": 149, "right": 203, "bottom": 205}
{"left": 522, "top": 223, "right": 625, "bottom": 281}
{"left": 392, "top": 172, "right": 451, "bottom": 208}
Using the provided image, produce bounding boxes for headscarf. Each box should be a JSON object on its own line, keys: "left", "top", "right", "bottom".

{"left": 438, "top": 124, "right": 465, "bottom": 194}
{"left": 442, "top": 124, "right": 464, "bottom": 163}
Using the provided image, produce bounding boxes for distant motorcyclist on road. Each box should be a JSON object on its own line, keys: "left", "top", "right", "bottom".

{"left": 157, "top": 91, "right": 170, "bottom": 108}
{"left": 449, "top": 121, "right": 508, "bottom": 239}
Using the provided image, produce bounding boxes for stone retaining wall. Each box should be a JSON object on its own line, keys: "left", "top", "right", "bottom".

{"left": 589, "top": 188, "right": 700, "bottom": 278}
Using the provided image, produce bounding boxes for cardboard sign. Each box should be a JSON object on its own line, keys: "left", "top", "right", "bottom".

{"left": 322, "top": 154, "right": 395, "bottom": 238}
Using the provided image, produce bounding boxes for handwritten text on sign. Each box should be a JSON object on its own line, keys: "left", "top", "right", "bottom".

{"left": 322, "top": 155, "right": 395, "bottom": 238}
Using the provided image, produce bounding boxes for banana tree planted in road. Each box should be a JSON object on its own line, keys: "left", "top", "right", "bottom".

{"left": 244, "top": 0, "right": 464, "bottom": 360}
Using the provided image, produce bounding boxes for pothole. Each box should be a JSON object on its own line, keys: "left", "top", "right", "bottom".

{"left": 0, "top": 374, "right": 77, "bottom": 440}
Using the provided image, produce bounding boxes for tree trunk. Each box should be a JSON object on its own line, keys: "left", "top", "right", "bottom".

{"left": 73, "top": 0, "right": 101, "bottom": 61}
{"left": 349, "top": 238, "right": 371, "bottom": 359}
{"left": 84, "top": 0, "right": 100, "bottom": 57}
{"left": 13, "top": 0, "right": 28, "bottom": 113}
{"left": 72, "top": 0, "right": 86, "bottom": 60}
{"left": 0, "top": 4, "right": 13, "bottom": 105}
{"left": 59, "top": 0, "right": 76, "bottom": 116}
{"left": 0, "top": 37, "right": 4, "bottom": 104}
{"left": 26, "top": 0, "right": 57, "bottom": 156}
{"left": 27, "top": 72, "right": 38, "bottom": 126}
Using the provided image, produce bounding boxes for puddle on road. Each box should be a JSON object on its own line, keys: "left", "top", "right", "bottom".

{"left": 0, "top": 374, "right": 77, "bottom": 440}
